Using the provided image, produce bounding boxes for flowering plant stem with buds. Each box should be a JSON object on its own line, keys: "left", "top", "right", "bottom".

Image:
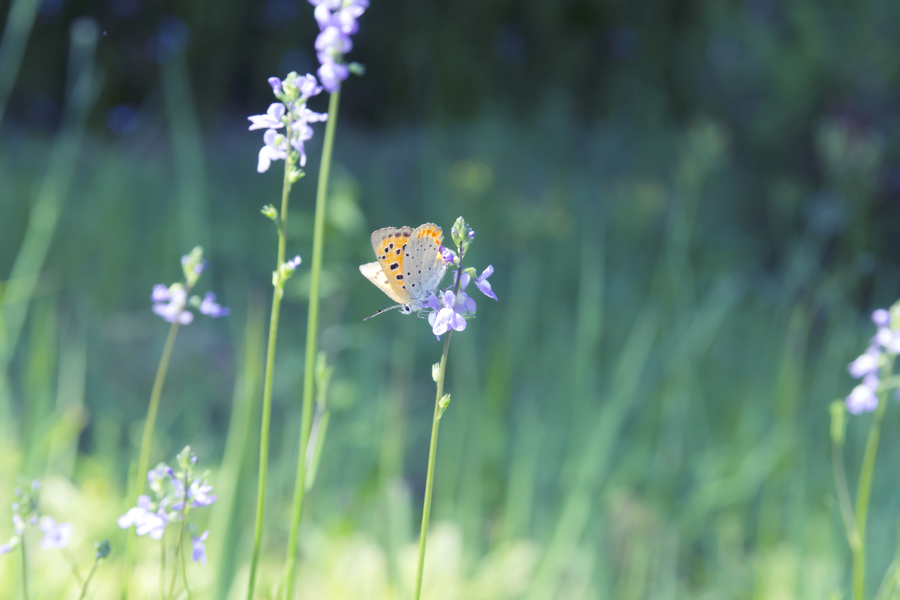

{"left": 246, "top": 133, "right": 298, "bottom": 600}
{"left": 413, "top": 264, "right": 464, "bottom": 600}
{"left": 282, "top": 88, "right": 340, "bottom": 600}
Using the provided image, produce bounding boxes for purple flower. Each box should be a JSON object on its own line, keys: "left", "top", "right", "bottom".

{"left": 137, "top": 509, "right": 168, "bottom": 540}
{"left": 873, "top": 308, "right": 891, "bottom": 327}
{"left": 288, "top": 109, "right": 327, "bottom": 167}
{"left": 151, "top": 284, "right": 170, "bottom": 302}
{"left": 152, "top": 285, "right": 193, "bottom": 325}
{"left": 268, "top": 77, "right": 283, "bottom": 94}
{"left": 39, "top": 517, "right": 72, "bottom": 550}
{"left": 248, "top": 103, "right": 286, "bottom": 131}
{"left": 429, "top": 291, "right": 469, "bottom": 337}
{"left": 172, "top": 480, "right": 217, "bottom": 511}
{"left": 286, "top": 255, "right": 302, "bottom": 271}
{"left": 461, "top": 266, "right": 497, "bottom": 301}
{"left": 874, "top": 327, "right": 894, "bottom": 348}
{"left": 317, "top": 58, "right": 349, "bottom": 93}
{"left": 257, "top": 129, "right": 289, "bottom": 173}
{"left": 0, "top": 542, "right": 15, "bottom": 555}
{"left": 848, "top": 346, "right": 880, "bottom": 378}
{"left": 118, "top": 495, "right": 153, "bottom": 529}
{"left": 440, "top": 246, "right": 458, "bottom": 265}
{"left": 192, "top": 531, "right": 209, "bottom": 564}
{"left": 847, "top": 383, "right": 879, "bottom": 414}
{"left": 199, "top": 292, "right": 230, "bottom": 318}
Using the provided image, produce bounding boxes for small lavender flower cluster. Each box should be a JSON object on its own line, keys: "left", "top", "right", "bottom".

{"left": 0, "top": 479, "right": 72, "bottom": 555}
{"left": 119, "top": 446, "right": 215, "bottom": 563}
{"left": 423, "top": 217, "right": 497, "bottom": 339}
{"left": 310, "top": 0, "right": 369, "bottom": 92}
{"left": 845, "top": 305, "right": 900, "bottom": 414}
{"left": 151, "top": 246, "right": 230, "bottom": 324}
{"left": 250, "top": 73, "right": 327, "bottom": 174}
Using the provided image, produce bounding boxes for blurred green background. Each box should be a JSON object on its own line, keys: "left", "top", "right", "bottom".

{"left": 2, "top": 0, "right": 900, "bottom": 598}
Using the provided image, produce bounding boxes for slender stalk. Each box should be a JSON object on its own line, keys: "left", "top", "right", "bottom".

{"left": 160, "top": 541, "right": 166, "bottom": 600}
{"left": 62, "top": 547, "right": 84, "bottom": 586}
{"left": 167, "top": 519, "right": 187, "bottom": 600}
{"left": 168, "top": 470, "right": 190, "bottom": 600}
{"left": 180, "top": 535, "right": 193, "bottom": 600}
{"left": 282, "top": 88, "right": 341, "bottom": 600}
{"left": 134, "top": 321, "right": 181, "bottom": 500}
{"left": 413, "top": 267, "right": 464, "bottom": 600}
{"left": 853, "top": 372, "right": 892, "bottom": 600}
{"left": 20, "top": 539, "right": 29, "bottom": 600}
{"left": 246, "top": 136, "right": 296, "bottom": 600}
{"left": 124, "top": 320, "right": 180, "bottom": 598}
{"left": 832, "top": 443, "right": 861, "bottom": 552}
{"left": 77, "top": 560, "right": 100, "bottom": 600}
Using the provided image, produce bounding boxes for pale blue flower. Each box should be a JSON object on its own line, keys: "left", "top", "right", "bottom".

{"left": 847, "top": 381, "right": 878, "bottom": 414}
{"left": 248, "top": 103, "right": 286, "bottom": 131}
{"left": 199, "top": 292, "right": 230, "bottom": 318}
{"left": 39, "top": 517, "right": 71, "bottom": 550}
{"left": 848, "top": 346, "right": 880, "bottom": 378}
{"left": 192, "top": 530, "right": 209, "bottom": 564}
{"left": 873, "top": 308, "right": 890, "bottom": 327}
{"left": 152, "top": 285, "right": 193, "bottom": 324}
{"left": 258, "top": 129, "right": 289, "bottom": 173}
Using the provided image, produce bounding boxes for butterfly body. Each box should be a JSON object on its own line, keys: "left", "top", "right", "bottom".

{"left": 360, "top": 223, "right": 447, "bottom": 316}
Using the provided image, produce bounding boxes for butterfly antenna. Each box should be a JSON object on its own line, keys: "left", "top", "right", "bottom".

{"left": 364, "top": 304, "right": 406, "bottom": 321}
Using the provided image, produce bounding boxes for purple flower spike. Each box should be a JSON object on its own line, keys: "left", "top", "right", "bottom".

{"left": 473, "top": 266, "right": 497, "bottom": 300}
{"left": 847, "top": 383, "right": 879, "bottom": 414}
{"left": 192, "top": 531, "right": 209, "bottom": 564}
{"left": 248, "top": 103, "right": 286, "bottom": 131}
{"left": 39, "top": 517, "right": 72, "bottom": 550}
{"left": 200, "top": 292, "right": 231, "bottom": 318}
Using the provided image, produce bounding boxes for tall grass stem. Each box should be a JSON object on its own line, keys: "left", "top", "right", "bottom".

{"left": 246, "top": 136, "right": 296, "bottom": 600}
{"left": 282, "top": 88, "right": 340, "bottom": 599}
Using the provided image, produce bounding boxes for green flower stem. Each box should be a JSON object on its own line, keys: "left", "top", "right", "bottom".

{"left": 413, "top": 265, "right": 464, "bottom": 600}
{"left": 20, "top": 538, "right": 29, "bottom": 600}
{"left": 77, "top": 559, "right": 100, "bottom": 600}
{"left": 134, "top": 320, "right": 181, "bottom": 500}
{"left": 124, "top": 319, "right": 181, "bottom": 598}
{"left": 246, "top": 140, "right": 297, "bottom": 600}
{"left": 853, "top": 365, "right": 893, "bottom": 600}
{"left": 282, "top": 88, "right": 340, "bottom": 600}
{"left": 167, "top": 497, "right": 188, "bottom": 600}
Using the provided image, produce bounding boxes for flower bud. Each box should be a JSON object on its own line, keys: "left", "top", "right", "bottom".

{"left": 261, "top": 205, "right": 278, "bottom": 220}
{"left": 95, "top": 539, "right": 111, "bottom": 559}
{"left": 437, "top": 394, "right": 451, "bottom": 419}
{"left": 432, "top": 362, "right": 441, "bottom": 382}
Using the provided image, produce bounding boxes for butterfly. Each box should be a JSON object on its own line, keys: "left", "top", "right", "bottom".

{"left": 360, "top": 223, "right": 448, "bottom": 319}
